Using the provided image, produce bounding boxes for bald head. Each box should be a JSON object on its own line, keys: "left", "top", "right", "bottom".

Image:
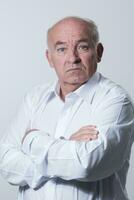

{"left": 45, "top": 16, "right": 104, "bottom": 97}
{"left": 47, "top": 16, "right": 99, "bottom": 49}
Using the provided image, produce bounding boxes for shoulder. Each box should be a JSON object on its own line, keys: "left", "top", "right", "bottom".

{"left": 92, "top": 73, "right": 134, "bottom": 110}
{"left": 24, "top": 82, "right": 55, "bottom": 108}
{"left": 92, "top": 74, "right": 134, "bottom": 124}
{"left": 98, "top": 74, "right": 132, "bottom": 101}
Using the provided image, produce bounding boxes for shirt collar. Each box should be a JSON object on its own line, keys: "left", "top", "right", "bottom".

{"left": 42, "top": 81, "right": 58, "bottom": 102}
{"left": 74, "top": 72, "right": 101, "bottom": 104}
{"left": 48, "top": 72, "right": 101, "bottom": 104}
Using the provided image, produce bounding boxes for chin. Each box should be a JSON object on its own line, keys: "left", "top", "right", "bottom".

{"left": 67, "top": 77, "right": 88, "bottom": 85}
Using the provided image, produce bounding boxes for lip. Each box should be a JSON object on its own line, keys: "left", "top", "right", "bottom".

{"left": 66, "top": 68, "right": 82, "bottom": 72}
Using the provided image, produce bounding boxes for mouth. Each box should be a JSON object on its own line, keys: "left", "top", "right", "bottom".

{"left": 66, "top": 68, "right": 82, "bottom": 72}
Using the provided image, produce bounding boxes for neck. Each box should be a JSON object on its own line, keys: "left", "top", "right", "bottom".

{"left": 59, "top": 82, "right": 84, "bottom": 101}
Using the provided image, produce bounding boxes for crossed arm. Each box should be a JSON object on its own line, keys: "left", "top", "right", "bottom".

{"left": 0, "top": 109, "right": 98, "bottom": 188}
{"left": 0, "top": 92, "right": 134, "bottom": 189}
{"left": 22, "top": 125, "right": 99, "bottom": 144}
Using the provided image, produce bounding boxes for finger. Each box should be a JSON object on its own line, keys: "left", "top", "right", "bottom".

{"left": 80, "top": 125, "right": 97, "bottom": 130}
{"left": 70, "top": 133, "right": 98, "bottom": 141}
{"left": 70, "top": 129, "right": 99, "bottom": 138}
{"left": 79, "top": 128, "right": 98, "bottom": 135}
{"left": 89, "top": 134, "right": 98, "bottom": 140}
{"left": 79, "top": 127, "right": 98, "bottom": 133}
{"left": 80, "top": 133, "right": 98, "bottom": 140}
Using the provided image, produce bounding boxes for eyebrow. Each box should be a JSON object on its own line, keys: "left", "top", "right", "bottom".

{"left": 76, "top": 39, "right": 89, "bottom": 44}
{"left": 54, "top": 41, "right": 66, "bottom": 48}
{"left": 54, "top": 38, "right": 89, "bottom": 48}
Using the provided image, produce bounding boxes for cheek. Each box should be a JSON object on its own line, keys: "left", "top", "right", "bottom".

{"left": 51, "top": 58, "right": 65, "bottom": 77}
{"left": 81, "top": 53, "right": 96, "bottom": 67}
{"left": 81, "top": 55, "right": 92, "bottom": 67}
{"left": 51, "top": 56, "right": 65, "bottom": 68}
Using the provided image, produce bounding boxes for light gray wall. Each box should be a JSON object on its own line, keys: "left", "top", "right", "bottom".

{"left": 0, "top": 0, "right": 134, "bottom": 199}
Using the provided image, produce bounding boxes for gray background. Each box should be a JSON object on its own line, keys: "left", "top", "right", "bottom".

{"left": 0, "top": 0, "right": 134, "bottom": 199}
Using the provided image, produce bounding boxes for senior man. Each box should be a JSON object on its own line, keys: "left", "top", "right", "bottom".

{"left": 0, "top": 16, "right": 134, "bottom": 200}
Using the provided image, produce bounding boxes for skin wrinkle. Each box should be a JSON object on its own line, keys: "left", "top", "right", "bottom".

{"left": 20, "top": 17, "right": 103, "bottom": 146}
{"left": 47, "top": 16, "right": 99, "bottom": 48}
{"left": 46, "top": 17, "right": 103, "bottom": 100}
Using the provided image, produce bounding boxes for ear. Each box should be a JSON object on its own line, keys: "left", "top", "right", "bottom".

{"left": 96, "top": 43, "right": 104, "bottom": 63}
{"left": 46, "top": 49, "right": 54, "bottom": 68}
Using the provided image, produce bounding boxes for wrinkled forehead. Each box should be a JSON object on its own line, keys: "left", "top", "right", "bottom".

{"left": 47, "top": 20, "right": 91, "bottom": 47}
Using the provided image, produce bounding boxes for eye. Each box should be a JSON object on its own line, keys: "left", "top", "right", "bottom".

{"left": 77, "top": 44, "right": 89, "bottom": 52}
{"left": 56, "top": 47, "right": 67, "bottom": 53}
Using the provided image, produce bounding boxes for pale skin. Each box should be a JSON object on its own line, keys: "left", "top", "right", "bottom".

{"left": 46, "top": 18, "right": 103, "bottom": 100}
{"left": 69, "top": 125, "right": 99, "bottom": 141}
{"left": 22, "top": 17, "right": 103, "bottom": 143}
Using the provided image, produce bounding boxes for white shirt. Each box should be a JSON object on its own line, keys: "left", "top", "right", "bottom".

{"left": 0, "top": 72, "right": 134, "bottom": 200}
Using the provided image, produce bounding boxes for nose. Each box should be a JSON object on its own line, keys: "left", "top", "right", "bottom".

{"left": 66, "top": 48, "right": 81, "bottom": 64}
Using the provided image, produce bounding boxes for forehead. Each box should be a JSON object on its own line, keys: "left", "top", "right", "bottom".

{"left": 48, "top": 20, "right": 90, "bottom": 45}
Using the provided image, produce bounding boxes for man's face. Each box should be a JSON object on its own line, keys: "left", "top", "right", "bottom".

{"left": 46, "top": 19, "right": 103, "bottom": 87}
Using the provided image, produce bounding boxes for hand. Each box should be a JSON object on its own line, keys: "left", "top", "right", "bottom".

{"left": 69, "top": 125, "right": 99, "bottom": 141}
{"left": 21, "top": 129, "right": 39, "bottom": 144}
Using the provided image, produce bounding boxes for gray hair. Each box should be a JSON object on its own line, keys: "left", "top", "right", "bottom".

{"left": 47, "top": 16, "right": 100, "bottom": 47}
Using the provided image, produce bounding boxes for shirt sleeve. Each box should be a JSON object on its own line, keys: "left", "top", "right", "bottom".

{"left": 22, "top": 94, "right": 134, "bottom": 182}
{"left": 0, "top": 89, "right": 54, "bottom": 189}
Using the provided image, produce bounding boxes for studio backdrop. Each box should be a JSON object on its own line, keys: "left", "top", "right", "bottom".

{"left": 0, "top": 0, "right": 134, "bottom": 199}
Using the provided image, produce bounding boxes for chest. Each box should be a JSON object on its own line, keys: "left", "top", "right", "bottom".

{"left": 31, "top": 97, "right": 94, "bottom": 139}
